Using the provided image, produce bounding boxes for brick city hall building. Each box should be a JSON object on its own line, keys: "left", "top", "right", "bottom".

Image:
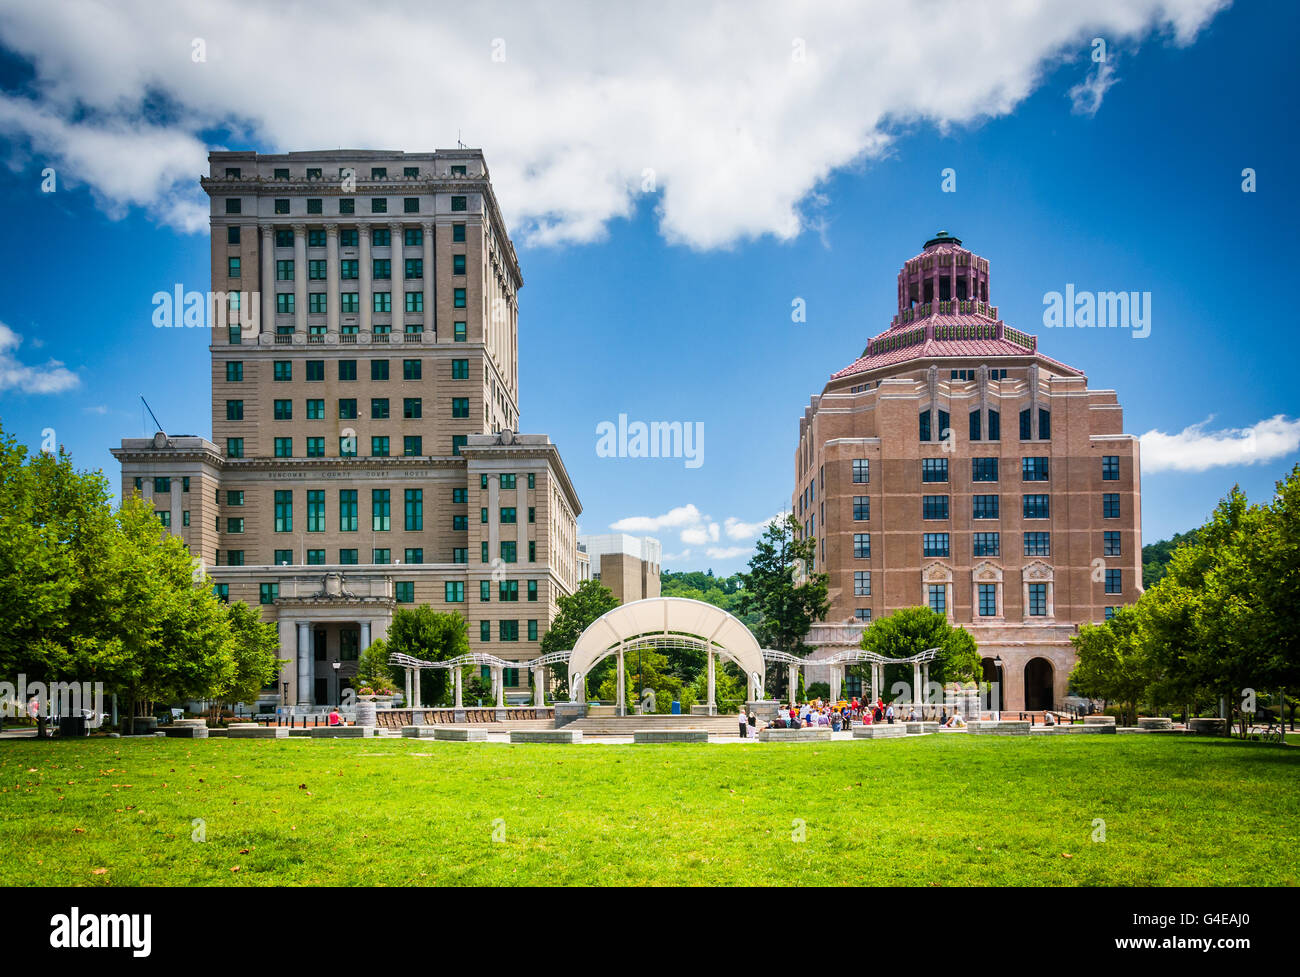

{"left": 113, "top": 150, "right": 582, "bottom": 710}
{"left": 793, "top": 233, "right": 1142, "bottom": 712}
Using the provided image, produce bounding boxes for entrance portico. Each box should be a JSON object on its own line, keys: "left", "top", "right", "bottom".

{"left": 275, "top": 573, "right": 395, "bottom": 707}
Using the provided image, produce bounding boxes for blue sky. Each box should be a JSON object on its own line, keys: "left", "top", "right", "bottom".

{"left": 0, "top": 0, "right": 1296, "bottom": 573}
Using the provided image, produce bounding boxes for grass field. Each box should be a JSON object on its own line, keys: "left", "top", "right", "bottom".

{"left": 1, "top": 735, "right": 1295, "bottom": 886}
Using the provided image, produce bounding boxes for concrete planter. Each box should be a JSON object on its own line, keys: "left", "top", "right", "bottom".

{"left": 355, "top": 697, "right": 378, "bottom": 727}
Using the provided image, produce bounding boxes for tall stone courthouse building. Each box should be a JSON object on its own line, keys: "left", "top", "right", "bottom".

{"left": 793, "top": 233, "right": 1142, "bottom": 712}
{"left": 113, "top": 150, "right": 581, "bottom": 708}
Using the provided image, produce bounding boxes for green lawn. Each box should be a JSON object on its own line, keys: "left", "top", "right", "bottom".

{"left": 1, "top": 735, "right": 1295, "bottom": 886}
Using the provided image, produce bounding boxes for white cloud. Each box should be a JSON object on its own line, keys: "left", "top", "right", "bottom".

{"left": 0, "top": 0, "right": 1227, "bottom": 247}
{"left": 82, "top": 405, "right": 109, "bottom": 415}
{"left": 0, "top": 321, "right": 79, "bottom": 394}
{"left": 610, "top": 503, "right": 702, "bottom": 533}
{"left": 724, "top": 514, "right": 780, "bottom": 540}
{"left": 680, "top": 522, "right": 720, "bottom": 546}
{"left": 706, "top": 546, "right": 752, "bottom": 560}
{"left": 662, "top": 549, "right": 692, "bottom": 563}
{"left": 1140, "top": 415, "right": 1300, "bottom": 473}
{"left": 1068, "top": 59, "right": 1120, "bottom": 116}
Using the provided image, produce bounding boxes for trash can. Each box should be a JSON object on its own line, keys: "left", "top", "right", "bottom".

{"left": 671, "top": 700, "right": 681, "bottom": 715}
{"left": 58, "top": 716, "right": 88, "bottom": 737}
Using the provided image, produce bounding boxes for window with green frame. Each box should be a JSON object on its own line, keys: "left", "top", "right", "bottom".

{"left": 451, "top": 359, "right": 469, "bottom": 379}
{"left": 453, "top": 321, "right": 467, "bottom": 342}
{"left": 527, "top": 580, "right": 538, "bottom": 601}
{"left": 306, "top": 490, "right": 325, "bottom": 531}
{"left": 453, "top": 254, "right": 466, "bottom": 275}
{"left": 452, "top": 487, "right": 468, "bottom": 503}
{"left": 226, "top": 400, "right": 243, "bottom": 420}
{"left": 372, "top": 489, "right": 390, "bottom": 531}
{"left": 306, "top": 437, "right": 325, "bottom": 457}
{"left": 274, "top": 360, "right": 292, "bottom": 381}
{"left": 527, "top": 473, "right": 535, "bottom": 489}
{"left": 453, "top": 223, "right": 465, "bottom": 241}
{"left": 274, "top": 490, "right": 293, "bottom": 532}
{"left": 395, "top": 581, "right": 414, "bottom": 603}
{"left": 213, "top": 583, "right": 230, "bottom": 602}
{"left": 404, "top": 548, "right": 423, "bottom": 564}
{"left": 226, "top": 438, "right": 244, "bottom": 458}
{"left": 500, "top": 507, "right": 516, "bottom": 523}
{"left": 403, "top": 359, "right": 422, "bottom": 380}
{"left": 274, "top": 437, "right": 292, "bottom": 458}
{"left": 339, "top": 549, "right": 358, "bottom": 565}
{"left": 226, "top": 361, "right": 243, "bottom": 382}
{"left": 528, "top": 541, "right": 536, "bottom": 563}
{"left": 274, "top": 399, "right": 292, "bottom": 420}
{"left": 500, "top": 541, "right": 517, "bottom": 563}
{"left": 452, "top": 435, "right": 467, "bottom": 455}
{"left": 404, "top": 489, "right": 423, "bottom": 531}
{"left": 499, "top": 620, "right": 518, "bottom": 642}
{"left": 500, "top": 473, "right": 516, "bottom": 489}
{"left": 373, "top": 548, "right": 390, "bottom": 564}
{"left": 480, "top": 580, "right": 491, "bottom": 602}
{"left": 404, "top": 436, "right": 422, "bottom": 456}
{"left": 339, "top": 490, "right": 358, "bottom": 531}
{"left": 499, "top": 580, "right": 518, "bottom": 602}
{"left": 480, "top": 541, "right": 489, "bottom": 563}
{"left": 274, "top": 549, "right": 293, "bottom": 565}
{"left": 480, "top": 620, "right": 491, "bottom": 642}
{"left": 445, "top": 581, "right": 464, "bottom": 603}
{"left": 371, "top": 398, "right": 389, "bottom": 419}
{"left": 259, "top": 582, "right": 279, "bottom": 605}
{"left": 453, "top": 547, "right": 468, "bottom": 564}
{"left": 452, "top": 397, "right": 469, "bottom": 418}
{"left": 306, "top": 549, "right": 326, "bottom": 565}
{"left": 527, "top": 620, "right": 538, "bottom": 642}
{"left": 371, "top": 436, "right": 389, "bottom": 457}
{"left": 306, "top": 398, "right": 325, "bottom": 419}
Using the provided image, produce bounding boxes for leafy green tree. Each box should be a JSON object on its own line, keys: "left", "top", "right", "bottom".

{"left": 1142, "top": 528, "right": 1199, "bottom": 589}
{"left": 735, "top": 514, "right": 829, "bottom": 697}
{"left": 855, "top": 607, "right": 980, "bottom": 695}
{"left": 1070, "top": 606, "right": 1157, "bottom": 726}
{"left": 539, "top": 579, "right": 619, "bottom": 697}
{"left": 385, "top": 605, "right": 468, "bottom": 705}
{"left": 210, "top": 600, "right": 284, "bottom": 720}
{"left": 356, "top": 637, "right": 395, "bottom": 694}
{"left": 0, "top": 429, "right": 117, "bottom": 690}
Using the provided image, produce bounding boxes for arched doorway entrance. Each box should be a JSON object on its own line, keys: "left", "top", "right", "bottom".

{"left": 1024, "top": 657, "right": 1054, "bottom": 711}
{"left": 980, "top": 657, "right": 1003, "bottom": 711}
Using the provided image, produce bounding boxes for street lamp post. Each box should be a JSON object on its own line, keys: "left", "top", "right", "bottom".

{"left": 992, "top": 655, "right": 1004, "bottom": 720}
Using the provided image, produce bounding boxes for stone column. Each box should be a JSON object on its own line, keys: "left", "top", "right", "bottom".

{"left": 532, "top": 666, "right": 544, "bottom": 707}
{"left": 293, "top": 223, "right": 307, "bottom": 334}
{"left": 359, "top": 224, "right": 372, "bottom": 333}
{"left": 421, "top": 221, "right": 435, "bottom": 337}
{"left": 411, "top": 665, "right": 421, "bottom": 710}
{"left": 325, "top": 223, "right": 340, "bottom": 334}
{"left": 870, "top": 663, "right": 879, "bottom": 704}
{"left": 453, "top": 668, "right": 463, "bottom": 708}
{"left": 296, "top": 621, "right": 312, "bottom": 706}
{"left": 493, "top": 665, "right": 505, "bottom": 708}
{"left": 616, "top": 647, "right": 626, "bottom": 717}
{"left": 922, "top": 663, "right": 930, "bottom": 704}
{"left": 913, "top": 663, "right": 922, "bottom": 707}
{"left": 404, "top": 667, "right": 412, "bottom": 709}
{"left": 390, "top": 222, "right": 404, "bottom": 333}
{"left": 260, "top": 225, "right": 275, "bottom": 335}
{"left": 830, "top": 668, "right": 841, "bottom": 704}
{"left": 788, "top": 663, "right": 799, "bottom": 707}
{"left": 359, "top": 620, "right": 371, "bottom": 652}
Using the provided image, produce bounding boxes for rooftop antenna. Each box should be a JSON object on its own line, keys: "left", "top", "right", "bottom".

{"left": 141, "top": 396, "right": 165, "bottom": 435}
{"left": 458, "top": 129, "right": 465, "bottom": 149}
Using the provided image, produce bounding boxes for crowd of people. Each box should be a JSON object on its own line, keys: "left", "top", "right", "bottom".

{"left": 735, "top": 697, "right": 968, "bottom": 737}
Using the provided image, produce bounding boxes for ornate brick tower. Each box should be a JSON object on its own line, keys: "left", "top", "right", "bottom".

{"left": 792, "top": 232, "right": 1142, "bottom": 712}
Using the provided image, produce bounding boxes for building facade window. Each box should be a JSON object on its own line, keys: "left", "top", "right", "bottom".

{"left": 922, "top": 533, "right": 950, "bottom": 558}
{"left": 853, "top": 533, "right": 870, "bottom": 558}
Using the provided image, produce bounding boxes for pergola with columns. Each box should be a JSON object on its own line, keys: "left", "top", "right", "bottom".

{"left": 762, "top": 646, "right": 942, "bottom": 706}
